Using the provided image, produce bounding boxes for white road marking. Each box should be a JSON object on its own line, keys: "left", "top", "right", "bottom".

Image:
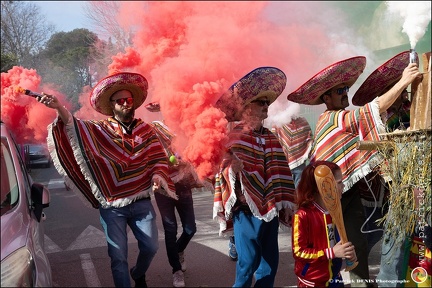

{"left": 66, "top": 225, "right": 107, "bottom": 250}
{"left": 47, "top": 178, "right": 68, "bottom": 189}
{"left": 80, "top": 253, "right": 101, "bottom": 287}
{"left": 44, "top": 235, "right": 62, "bottom": 254}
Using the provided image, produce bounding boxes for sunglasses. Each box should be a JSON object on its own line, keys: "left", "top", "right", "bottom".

{"left": 251, "top": 99, "right": 271, "bottom": 106}
{"left": 335, "top": 86, "right": 350, "bottom": 95}
{"left": 111, "top": 97, "right": 134, "bottom": 105}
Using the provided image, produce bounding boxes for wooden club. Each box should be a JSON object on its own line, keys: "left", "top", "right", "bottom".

{"left": 314, "top": 164, "right": 358, "bottom": 271}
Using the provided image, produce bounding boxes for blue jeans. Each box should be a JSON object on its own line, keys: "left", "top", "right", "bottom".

{"left": 291, "top": 162, "right": 306, "bottom": 189}
{"left": 154, "top": 183, "right": 197, "bottom": 273}
{"left": 99, "top": 198, "right": 159, "bottom": 287}
{"left": 232, "top": 210, "right": 279, "bottom": 287}
{"left": 376, "top": 229, "right": 410, "bottom": 287}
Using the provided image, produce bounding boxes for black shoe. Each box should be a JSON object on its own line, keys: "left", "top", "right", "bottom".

{"left": 130, "top": 267, "right": 147, "bottom": 288}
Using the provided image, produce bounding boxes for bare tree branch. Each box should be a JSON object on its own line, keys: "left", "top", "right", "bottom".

{"left": 1, "top": 1, "right": 55, "bottom": 68}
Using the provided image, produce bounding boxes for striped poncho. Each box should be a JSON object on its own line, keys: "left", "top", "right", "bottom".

{"left": 310, "top": 99, "right": 384, "bottom": 193}
{"left": 47, "top": 114, "right": 176, "bottom": 209}
{"left": 213, "top": 122, "right": 296, "bottom": 235}
{"left": 275, "top": 117, "right": 313, "bottom": 170}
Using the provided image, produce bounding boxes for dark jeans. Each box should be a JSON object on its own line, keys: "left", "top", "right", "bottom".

{"left": 154, "top": 183, "right": 197, "bottom": 273}
{"left": 362, "top": 206, "right": 385, "bottom": 255}
{"left": 341, "top": 185, "right": 370, "bottom": 283}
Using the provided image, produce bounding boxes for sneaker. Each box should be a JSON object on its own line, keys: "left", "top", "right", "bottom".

{"left": 172, "top": 270, "right": 185, "bottom": 287}
{"left": 228, "top": 237, "right": 238, "bottom": 261}
{"left": 178, "top": 251, "right": 186, "bottom": 272}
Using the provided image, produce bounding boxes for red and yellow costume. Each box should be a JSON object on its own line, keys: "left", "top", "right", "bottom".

{"left": 292, "top": 202, "right": 343, "bottom": 287}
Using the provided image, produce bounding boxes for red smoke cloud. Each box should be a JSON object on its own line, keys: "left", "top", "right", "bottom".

{"left": 1, "top": 2, "right": 373, "bottom": 181}
{"left": 1, "top": 66, "right": 71, "bottom": 144}
{"left": 79, "top": 1, "right": 370, "bottom": 180}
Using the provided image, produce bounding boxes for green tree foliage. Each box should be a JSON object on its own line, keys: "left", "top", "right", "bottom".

{"left": 36, "top": 29, "right": 103, "bottom": 111}
{"left": 1, "top": 52, "right": 18, "bottom": 72}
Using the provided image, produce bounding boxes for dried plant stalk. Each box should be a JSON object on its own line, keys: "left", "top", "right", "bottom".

{"left": 377, "top": 130, "right": 431, "bottom": 241}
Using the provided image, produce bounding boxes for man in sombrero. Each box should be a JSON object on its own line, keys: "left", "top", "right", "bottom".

{"left": 287, "top": 56, "right": 421, "bottom": 286}
{"left": 213, "top": 67, "right": 296, "bottom": 287}
{"left": 353, "top": 51, "right": 431, "bottom": 287}
{"left": 36, "top": 72, "right": 177, "bottom": 287}
{"left": 351, "top": 51, "right": 411, "bottom": 257}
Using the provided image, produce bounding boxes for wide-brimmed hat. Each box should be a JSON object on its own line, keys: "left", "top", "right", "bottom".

{"left": 145, "top": 102, "right": 161, "bottom": 112}
{"left": 287, "top": 56, "right": 366, "bottom": 105}
{"left": 216, "top": 67, "right": 287, "bottom": 122}
{"left": 352, "top": 51, "right": 409, "bottom": 106}
{"left": 90, "top": 72, "right": 148, "bottom": 116}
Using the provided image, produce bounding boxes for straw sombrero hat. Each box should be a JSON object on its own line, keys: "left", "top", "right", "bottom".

{"left": 287, "top": 56, "right": 366, "bottom": 105}
{"left": 145, "top": 102, "right": 161, "bottom": 112}
{"left": 216, "top": 67, "right": 287, "bottom": 122}
{"left": 90, "top": 72, "right": 148, "bottom": 116}
{"left": 352, "top": 51, "right": 409, "bottom": 106}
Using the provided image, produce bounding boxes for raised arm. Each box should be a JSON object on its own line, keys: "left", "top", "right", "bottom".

{"left": 38, "top": 93, "right": 70, "bottom": 124}
{"left": 377, "top": 62, "right": 421, "bottom": 114}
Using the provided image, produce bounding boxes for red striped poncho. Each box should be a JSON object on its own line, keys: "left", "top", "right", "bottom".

{"left": 47, "top": 115, "right": 176, "bottom": 209}
{"left": 213, "top": 122, "right": 296, "bottom": 235}
{"left": 275, "top": 117, "right": 313, "bottom": 170}
{"left": 310, "top": 99, "right": 384, "bottom": 193}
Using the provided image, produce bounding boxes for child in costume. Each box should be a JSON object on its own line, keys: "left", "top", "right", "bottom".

{"left": 292, "top": 161, "right": 357, "bottom": 287}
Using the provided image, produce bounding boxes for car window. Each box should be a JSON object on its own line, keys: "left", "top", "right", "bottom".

{"left": 1, "top": 139, "right": 19, "bottom": 215}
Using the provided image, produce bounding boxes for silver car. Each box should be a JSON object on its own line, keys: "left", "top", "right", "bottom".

{"left": 1, "top": 121, "right": 52, "bottom": 287}
{"left": 27, "top": 144, "right": 52, "bottom": 168}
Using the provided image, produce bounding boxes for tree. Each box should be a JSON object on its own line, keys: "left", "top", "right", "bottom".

{"left": 81, "top": 1, "right": 137, "bottom": 81}
{"left": 1, "top": 1, "right": 55, "bottom": 70}
{"left": 36, "top": 29, "right": 103, "bottom": 110}
{"left": 83, "top": 1, "right": 133, "bottom": 51}
{"left": 0, "top": 52, "right": 17, "bottom": 72}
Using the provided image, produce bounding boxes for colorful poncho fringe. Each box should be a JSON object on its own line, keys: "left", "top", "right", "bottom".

{"left": 213, "top": 123, "right": 296, "bottom": 236}
{"left": 275, "top": 116, "right": 313, "bottom": 170}
{"left": 47, "top": 113, "right": 176, "bottom": 209}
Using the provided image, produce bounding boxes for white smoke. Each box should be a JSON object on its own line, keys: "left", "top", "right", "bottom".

{"left": 385, "top": 1, "right": 431, "bottom": 49}
{"left": 265, "top": 100, "right": 301, "bottom": 129}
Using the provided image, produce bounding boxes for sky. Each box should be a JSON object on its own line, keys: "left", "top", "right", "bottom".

{"left": 32, "top": 1, "right": 89, "bottom": 32}
{"left": 3, "top": 1, "right": 431, "bottom": 180}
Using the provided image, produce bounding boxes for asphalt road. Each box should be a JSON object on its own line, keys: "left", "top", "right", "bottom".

{"left": 31, "top": 166, "right": 382, "bottom": 287}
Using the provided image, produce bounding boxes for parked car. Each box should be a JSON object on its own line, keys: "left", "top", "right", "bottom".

{"left": 27, "top": 144, "right": 52, "bottom": 168}
{"left": 0, "top": 121, "right": 52, "bottom": 287}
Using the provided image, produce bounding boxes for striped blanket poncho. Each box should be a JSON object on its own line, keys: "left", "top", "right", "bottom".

{"left": 213, "top": 123, "right": 296, "bottom": 235}
{"left": 275, "top": 117, "right": 312, "bottom": 170}
{"left": 47, "top": 114, "right": 176, "bottom": 209}
{"left": 310, "top": 99, "right": 384, "bottom": 193}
